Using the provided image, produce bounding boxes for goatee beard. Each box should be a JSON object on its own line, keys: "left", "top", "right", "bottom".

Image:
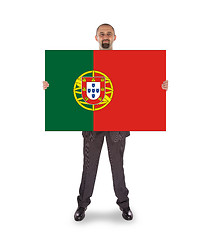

{"left": 102, "top": 43, "right": 110, "bottom": 49}
{"left": 102, "top": 40, "right": 110, "bottom": 49}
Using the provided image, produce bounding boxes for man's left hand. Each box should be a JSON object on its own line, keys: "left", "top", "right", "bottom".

{"left": 162, "top": 80, "right": 168, "bottom": 91}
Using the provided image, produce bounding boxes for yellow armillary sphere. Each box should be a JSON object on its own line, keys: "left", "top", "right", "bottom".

{"left": 73, "top": 70, "right": 113, "bottom": 111}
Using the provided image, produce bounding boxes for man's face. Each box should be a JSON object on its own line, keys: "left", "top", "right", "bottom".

{"left": 95, "top": 25, "right": 116, "bottom": 50}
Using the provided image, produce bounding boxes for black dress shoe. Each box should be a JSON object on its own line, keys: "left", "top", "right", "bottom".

{"left": 74, "top": 207, "right": 87, "bottom": 221}
{"left": 120, "top": 207, "right": 133, "bottom": 220}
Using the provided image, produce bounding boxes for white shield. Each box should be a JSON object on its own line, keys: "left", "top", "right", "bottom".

{"left": 86, "top": 82, "right": 101, "bottom": 100}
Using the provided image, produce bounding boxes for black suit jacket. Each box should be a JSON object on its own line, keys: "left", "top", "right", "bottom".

{"left": 82, "top": 131, "right": 130, "bottom": 142}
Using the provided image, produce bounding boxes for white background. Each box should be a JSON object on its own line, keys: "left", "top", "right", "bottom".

{"left": 0, "top": 0, "right": 211, "bottom": 239}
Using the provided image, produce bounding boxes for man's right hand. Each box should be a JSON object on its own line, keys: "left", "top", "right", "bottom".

{"left": 43, "top": 81, "right": 49, "bottom": 90}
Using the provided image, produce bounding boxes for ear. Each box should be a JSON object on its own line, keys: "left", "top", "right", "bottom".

{"left": 114, "top": 35, "right": 116, "bottom": 41}
{"left": 95, "top": 35, "right": 98, "bottom": 41}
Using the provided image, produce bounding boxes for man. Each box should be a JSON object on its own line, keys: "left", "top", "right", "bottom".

{"left": 43, "top": 23, "right": 168, "bottom": 221}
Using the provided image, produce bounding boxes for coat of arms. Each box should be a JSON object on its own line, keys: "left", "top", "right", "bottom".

{"left": 73, "top": 70, "right": 113, "bottom": 111}
{"left": 82, "top": 76, "right": 106, "bottom": 104}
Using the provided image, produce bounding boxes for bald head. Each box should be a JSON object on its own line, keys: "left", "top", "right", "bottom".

{"left": 96, "top": 23, "right": 115, "bottom": 36}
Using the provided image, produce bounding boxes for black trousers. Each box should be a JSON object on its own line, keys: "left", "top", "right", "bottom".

{"left": 77, "top": 131, "right": 129, "bottom": 209}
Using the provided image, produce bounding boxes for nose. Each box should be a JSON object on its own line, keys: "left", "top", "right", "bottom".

{"left": 102, "top": 34, "right": 111, "bottom": 39}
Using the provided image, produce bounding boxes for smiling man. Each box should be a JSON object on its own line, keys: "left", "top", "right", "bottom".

{"left": 43, "top": 23, "right": 168, "bottom": 222}
{"left": 73, "top": 24, "right": 133, "bottom": 222}
{"left": 95, "top": 24, "right": 116, "bottom": 50}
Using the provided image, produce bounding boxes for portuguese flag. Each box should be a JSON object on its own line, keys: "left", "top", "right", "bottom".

{"left": 45, "top": 50, "right": 166, "bottom": 131}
